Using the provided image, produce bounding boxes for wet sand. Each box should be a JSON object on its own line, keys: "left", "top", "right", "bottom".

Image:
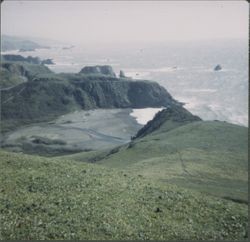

{"left": 2, "top": 109, "right": 143, "bottom": 153}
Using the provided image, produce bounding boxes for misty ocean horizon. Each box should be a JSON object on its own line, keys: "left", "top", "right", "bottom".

{"left": 2, "top": 39, "right": 248, "bottom": 127}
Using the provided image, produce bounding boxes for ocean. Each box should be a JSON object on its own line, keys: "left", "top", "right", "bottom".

{"left": 3, "top": 39, "right": 248, "bottom": 126}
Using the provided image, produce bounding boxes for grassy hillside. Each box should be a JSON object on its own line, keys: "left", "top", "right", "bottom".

{"left": 133, "top": 106, "right": 201, "bottom": 139}
{"left": 0, "top": 61, "right": 53, "bottom": 88}
{"left": 0, "top": 150, "right": 248, "bottom": 240}
{"left": 68, "top": 120, "right": 248, "bottom": 203}
{"left": 0, "top": 66, "right": 27, "bottom": 89}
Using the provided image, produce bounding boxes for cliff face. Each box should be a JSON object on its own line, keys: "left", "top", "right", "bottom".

{"left": 72, "top": 76, "right": 178, "bottom": 109}
{"left": 1, "top": 73, "right": 179, "bottom": 124}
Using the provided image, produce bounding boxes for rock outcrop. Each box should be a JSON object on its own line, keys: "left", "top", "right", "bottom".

{"left": 19, "top": 48, "right": 36, "bottom": 52}
{"left": 214, "top": 65, "right": 222, "bottom": 71}
{"left": 133, "top": 105, "right": 202, "bottom": 139}
{"left": 2, "top": 55, "right": 54, "bottom": 65}
{"left": 79, "top": 65, "right": 116, "bottom": 77}
{"left": 41, "top": 59, "right": 54, "bottom": 65}
{"left": 119, "top": 70, "right": 126, "bottom": 78}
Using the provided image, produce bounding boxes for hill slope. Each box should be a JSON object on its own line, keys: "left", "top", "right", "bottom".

{"left": 0, "top": 61, "right": 53, "bottom": 89}
{"left": 133, "top": 106, "right": 201, "bottom": 139}
{"left": 68, "top": 106, "right": 248, "bottom": 202}
{"left": 0, "top": 150, "right": 247, "bottom": 240}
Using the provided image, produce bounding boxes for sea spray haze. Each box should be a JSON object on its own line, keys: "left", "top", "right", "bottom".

{"left": 3, "top": 39, "right": 248, "bottom": 126}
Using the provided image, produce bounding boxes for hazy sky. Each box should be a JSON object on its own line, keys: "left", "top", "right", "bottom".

{"left": 1, "top": 0, "right": 249, "bottom": 44}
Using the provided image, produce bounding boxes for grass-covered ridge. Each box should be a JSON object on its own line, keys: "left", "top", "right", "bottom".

{"left": 0, "top": 150, "right": 248, "bottom": 240}
{"left": 69, "top": 119, "right": 248, "bottom": 203}
{"left": 0, "top": 61, "right": 53, "bottom": 88}
{"left": 133, "top": 105, "right": 202, "bottom": 139}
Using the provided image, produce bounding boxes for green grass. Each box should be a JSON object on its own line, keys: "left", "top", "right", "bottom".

{"left": 0, "top": 61, "right": 53, "bottom": 88}
{"left": 67, "top": 121, "right": 248, "bottom": 202}
{"left": 0, "top": 150, "right": 248, "bottom": 240}
{"left": 0, "top": 67, "right": 26, "bottom": 88}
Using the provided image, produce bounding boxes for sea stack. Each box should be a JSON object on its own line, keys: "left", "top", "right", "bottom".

{"left": 119, "top": 70, "right": 126, "bottom": 78}
{"left": 214, "top": 64, "right": 222, "bottom": 71}
{"left": 41, "top": 59, "right": 54, "bottom": 65}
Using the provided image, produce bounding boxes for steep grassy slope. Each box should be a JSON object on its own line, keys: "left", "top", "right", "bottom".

{"left": 69, "top": 116, "right": 248, "bottom": 203}
{"left": 0, "top": 150, "right": 248, "bottom": 240}
{"left": 0, "top": 61, "right": 53, "bottom": 88}
{"left": 133, "top": 106, "right": 201, "bottom": 139}
{"left": 0, "top": 66, "right": 27, "bottom": 89}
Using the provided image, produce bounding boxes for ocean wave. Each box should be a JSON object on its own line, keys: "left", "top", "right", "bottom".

{"left": 185, "top": 88, "right": 217, "bottom": 93}
{"left": 130, "top": 107, "right": 164, "bottom": 125}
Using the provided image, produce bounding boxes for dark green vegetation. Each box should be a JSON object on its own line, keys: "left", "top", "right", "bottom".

{"left": 2, "top": 135, "right": 81, "bottom": 157}
{"left": 0, "top": 60, "right": 53, "bottom": 88}
{"left": 68, "top": 106, "right": 248, "bottom": 203}
{"left": 0, "top": 150, "right": 248, "bottom": 240}
{"left": 1, "top": 62, "right": 179, "bottom": 132}
{"left": 79, "top": 65, "right": 116, "bottom": 77}
{"left": 1, "top": 35, "right": 49, "bottom": 52}
{"left": 2, "top": 55, "right": 54, "bottom": 65}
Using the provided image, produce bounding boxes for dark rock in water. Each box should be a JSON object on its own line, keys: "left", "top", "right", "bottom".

{"left": 62, "top": 45, "right": 74, "bottom": 50}
{"left": 19, "top": 48, "right": 35, "bottom": 52}
{"left": 214, "top": 65, "right": 222, "bottom": 71}
{"left": 41, "top": 59, "right": 54, "bottom": 65}
{"left": 79, "top": 65, "right": 116, "bottom": 77}
{"left": 119, "top": 70, "right": 126, "bottom": 78}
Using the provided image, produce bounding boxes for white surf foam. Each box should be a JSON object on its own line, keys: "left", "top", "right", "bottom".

{"left": 130, "top": 107, "right": 164, "bottom": 125}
